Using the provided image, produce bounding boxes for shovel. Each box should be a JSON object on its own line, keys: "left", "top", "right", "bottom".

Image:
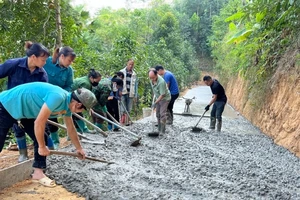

{"left": 191, "top": 110, "right": 207, "bottom": 132}
{"left": 72, "top": 112, "right": 108, "bottom": 137}
{"left": 147, "top": 96, "right": 159, "bottom": 137}
{"left": 91, "top": 109, "right": 141, "bottom": 147}
{"left": 49, "top": 150, "right": 114, "bottom": 164}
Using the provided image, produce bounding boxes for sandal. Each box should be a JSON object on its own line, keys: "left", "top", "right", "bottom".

{"left": 32, "top": 176, "right": 56, "bottom": 187}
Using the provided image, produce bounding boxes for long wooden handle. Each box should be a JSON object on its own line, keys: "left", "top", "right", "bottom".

{"left": 106, "top": 111, "right": 121, "bottom": 125}
{"left": 47, "top": 119, "right": 92, "bottom": 141}
{"left": 72, "top": 113, "right": 108, "bottom": 137}
{"left": 49, "top": 150, "right": 114, "bottom": 164}
{"left": 91, "top": 109, "right": 140, "bottom": 139}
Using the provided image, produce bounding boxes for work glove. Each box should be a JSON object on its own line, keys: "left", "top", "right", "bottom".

{"left": 205, "top": 105, "right": 210, "bottom": 111}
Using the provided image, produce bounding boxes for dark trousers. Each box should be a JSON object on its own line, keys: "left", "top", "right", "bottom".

{"left": 167, "top": 93, "right": 179, "bottom": 120}
{"left": 106, "top": 98, "right": 120, "bottom": 125}
{"left": 47, "top": 118, "right": 59, "bottom": 132}
{"left": 0, "top": 103, "right": 48, "bottom": 169}
{"left": 210, "top": 101, "right": 226, "bottom": 121}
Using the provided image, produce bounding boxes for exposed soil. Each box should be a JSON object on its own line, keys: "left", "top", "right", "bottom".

{"left": 226, "top": 48, "right": 300, "bottom": 156}
{"left": 0, "top": 138, "right": 81, "bottom": 200}
{"left": 0, "top": 180, "right": 83, "bottom": 200}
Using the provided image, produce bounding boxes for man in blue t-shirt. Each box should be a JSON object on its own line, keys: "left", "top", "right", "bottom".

{"left": 0, "top": 82, "right": 96, "bottom": 187}
{"left": 155, "top": 65, "right": 179, "bottom": 125}
{"left": 203, "top": 75, "right": 227, "bottom": 132}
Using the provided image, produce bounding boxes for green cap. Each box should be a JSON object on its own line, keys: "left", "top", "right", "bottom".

{"left": 74, "top": 88, "right": 97, "bottom": 110}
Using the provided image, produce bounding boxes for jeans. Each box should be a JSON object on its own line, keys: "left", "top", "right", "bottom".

{"left": 0, "top": 103, "right": 48, "bottom": 169}
{"left": 121, "top": 94, "right": 133, "bottom": 114}
{"left": 210, "top": 101, "right": 226, "bottom": 121}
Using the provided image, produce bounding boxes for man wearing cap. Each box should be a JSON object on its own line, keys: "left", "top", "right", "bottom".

{"left": 0, "top": 82, "right": 96, "bottom": 187}
{"left": 148, "top": 68, "right": 171, "bottom": 136}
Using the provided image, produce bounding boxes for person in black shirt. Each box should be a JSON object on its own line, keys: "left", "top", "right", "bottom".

{"left": 203, "top": 75, "right": 227, "bottom": 132}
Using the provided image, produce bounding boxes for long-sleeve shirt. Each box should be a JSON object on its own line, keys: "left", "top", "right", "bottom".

{"left": 0, "top": 57, "right": 48, "bottom": 89}
{"left": 43, "top": 57, "right": 74, "bottom": 92}
{"left": 71, "top": 76, "right": 92, "bottom": 91}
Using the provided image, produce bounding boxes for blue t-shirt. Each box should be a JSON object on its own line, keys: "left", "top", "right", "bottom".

{"left": 0, "top": 57, "right": 48, "bottom": 89}
{"left": 0, "top": 82, "right": 72, "bottom": 120}
{"left": 43, "top": 57, "right": 74, "bottom": 92}
{"left": 163, "top": 71, "right": 179, "bottom": 95}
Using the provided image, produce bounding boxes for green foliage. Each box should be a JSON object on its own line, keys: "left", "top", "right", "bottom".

{"left": 209, "top": 0, "right": 300, "bottom": 108}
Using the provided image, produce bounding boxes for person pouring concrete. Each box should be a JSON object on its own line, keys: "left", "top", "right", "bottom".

{"left": 0, "top": 82, "right": 97, "bottom": 187}
{"left": 203, "top": 75, "right": 227, "bottom": 132}
{"left": 155, "top": 65, "right": 179, "bottom": 125}
{"left": 148, "top": 68, "right": 171, "bottom": 136}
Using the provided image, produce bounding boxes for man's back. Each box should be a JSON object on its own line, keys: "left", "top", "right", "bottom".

{"left": 0, "top": 82, "right": 69, "bottom": 119}
{"left": 164, "top": 71, "right": 179, "bottom": 95}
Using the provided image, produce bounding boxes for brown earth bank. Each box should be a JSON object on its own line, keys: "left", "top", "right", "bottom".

{"left": 225, "top": 48, "right": 300, "bottom": 157}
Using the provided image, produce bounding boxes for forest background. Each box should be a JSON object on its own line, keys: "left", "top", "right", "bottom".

{"left": 0, "top": 0, "right": 299, "bottom": 115}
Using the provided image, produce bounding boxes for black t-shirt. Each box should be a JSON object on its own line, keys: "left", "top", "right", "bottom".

{"left": 210, "top": 79, "right": 227, "bottom": 103}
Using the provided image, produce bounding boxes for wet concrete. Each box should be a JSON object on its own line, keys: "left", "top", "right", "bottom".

{"left": 174, "top": 86, "right": 238, "bottom": 119}
{"left": 47, "top": 86, "right": 300, "bottom": 199}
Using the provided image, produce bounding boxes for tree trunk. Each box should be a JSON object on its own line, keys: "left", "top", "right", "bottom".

{"left": 54, "top": 0, "right": 62, "bottom": 47}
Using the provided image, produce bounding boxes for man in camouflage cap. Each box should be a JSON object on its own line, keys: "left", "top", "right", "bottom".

{"left": 0, "top": 82, "right": 96, "bottom": 187}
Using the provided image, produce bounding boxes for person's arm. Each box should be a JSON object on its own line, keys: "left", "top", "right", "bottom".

{"left": 40, "top": 70, "right": 48, "bottom": 82}
{"left": 34, "top": 103, "right": 52, "bottom": 156}
{"left": 134, "top": 77, "right": 139, "bottom": 98}
{"left": 64, "top": 116, "right": 85, "bottom": 159}
{"left": 0, "top": 59, "right": 15, "bottom": 78}
{"left": 208, "top": 94, "right": 217, "bottom": 106}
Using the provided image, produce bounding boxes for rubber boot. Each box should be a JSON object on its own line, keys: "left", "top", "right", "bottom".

{"left": 158, "top": 121, "right": 161, "bottom": 132}
{"left": 50, "top": 131, "right": 60, "bottom": 150}
{"left": 47, "top": 136, "right": 55, "bottom": 150}
{"left": 108, "top": 124, "right": 113, "bottom": 131}
{"left": 18, "top": 148, "right": 29, "bottom": 163}
{"left": 95, "top": 123, "right": 104, "bottom": 130}
{"left": 209, "top": 117, "right": 216, "bottom": 129}
{"left": 76, "top": 120, "right": 95, "bottom": 134}
{"left": 217, "top": 120, "right": 222, "bottom": 132}
{"left": 16, "top": 136, "right": 28, "bottom": 163}
{"left": 148, "top": 121, "right": 160, "bottom": 137}
{"left": 166, "top": 110, "right": 172, "bottom": 125}
{"left": 160, "top": 122, "right": 166, "bottom": 135}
